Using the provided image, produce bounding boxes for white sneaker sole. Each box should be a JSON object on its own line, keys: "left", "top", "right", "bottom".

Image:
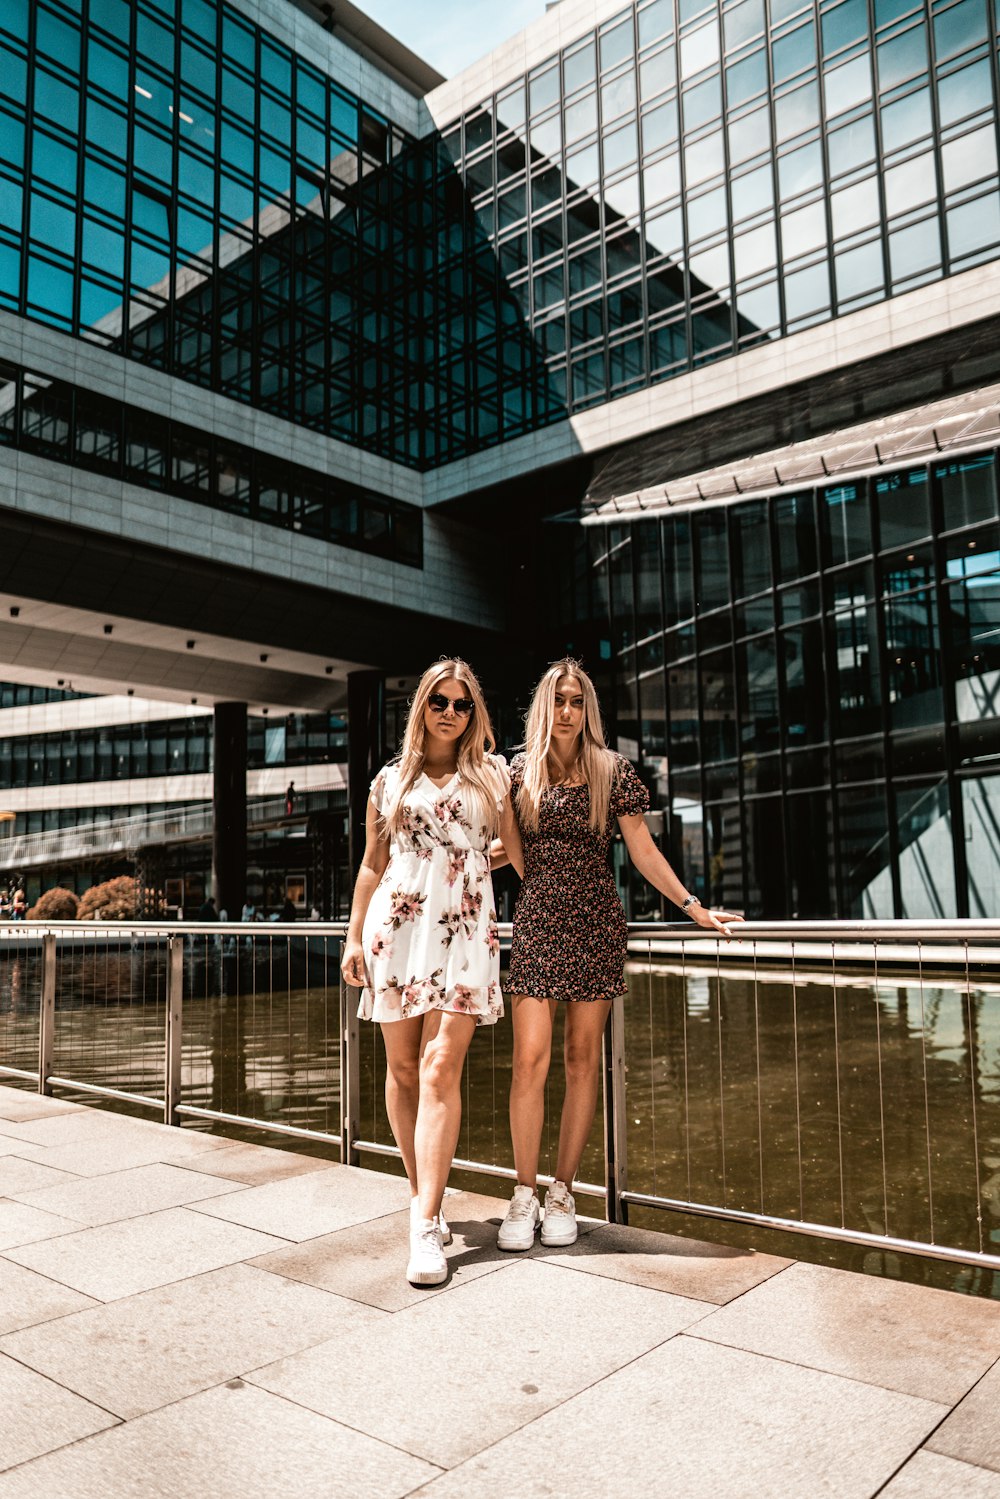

{"left": 497, "top": 1227, "right": 539, "bottom": 1253}
{"left": 540, "top": 1223, "right": 578, "bottom": 1247}
{"left": 406, "top": 1261, "right": 447, "bottom": 1285}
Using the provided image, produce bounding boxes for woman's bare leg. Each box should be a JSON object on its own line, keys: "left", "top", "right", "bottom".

{"left": 509, "top": 994, "right": 556, "bottom": 1191}
{"left": 414, "top": 1010, "right": 477, "bottom": 1219}
{"left": 379, "top": 1017, "right": 424, "bottom": 1194}
{"left": 555, "top": 999, "right": 612, "bottom": 1189}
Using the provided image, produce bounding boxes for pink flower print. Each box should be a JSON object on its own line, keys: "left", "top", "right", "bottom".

{"left": 400, "top": 970, "right": 444, "bottom": 1016}
{"left": 445, "top": 850, "right": 466, "bottom": 886}
{"left": 388, "top": 888, "right": 425, "bottom": 928}
{"left": 437, "top": 909, "right": 462, "bottom": 947}
{"left": 486, "top": 914, "right": 499, "bottom": 958}
{"left": 371, "top": 933, "right": 390, "bottom": 959}
{"left": 459, "top": 875, "right": 483, "bottom": 938}
{"left": 434, "top": 793, "right": 464, "bottom": 826}
{"left": 451, "top": 983, "right": 479, "bottom": 1012}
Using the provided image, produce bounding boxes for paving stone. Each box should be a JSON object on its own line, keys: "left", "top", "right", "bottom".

{"left": 250, "top": 1256, "right": 712, "bottom": 1468}
{"left": 249, "top": 1191, "right": 517, "bottom": 1312}
{"left": 0, "top": 1381, "right": 437, "bottom": 1498}
{"left": 0, "top": 1200, "right": 80, "bottom": 1250}
{"left": 405, "top": 1336, "right": 946, "bottom": 1499}
{"left": 0, "top": 1156, "right": 78, "bottom": 1197}
{"left": 690, "top": 1259, "right": 1000, "bottom": 1403}
{"left": 0, "top": 1140, "right": 47, "bottom": 1160}
{"left": 880, "top": 1451, "right": 1000, "bottom": 1497}
{"left": 26, "top": 1127, "right": 233, "bottom": 1178}
{"left": 0, "top": 1093, "right": 86, "bottom": 1124}
{"left": 0, "top": 1259, "right": 98, "bottom": 1336}
{"left": 0, "top": 1262, "right": 381, "bottom": 1419}
{"left": 0, "top": 1352, "right": 117, "bottom": 1472}
{"left": 4, "top": 1206, "right": 285, "bottom": 1301}
{"left": 927, "top": 1355, "right": 1000, "bottom": 1472}
{"left": 1, "top": 1111, "right": 166, "bottom": 1148}
{"left": 541, "top": 1221, "right": 793, "bottom": 1304}
{"left": 9, "top": 1162, "right": 246, "bottom": 1226}
{"left": 178, "top": 1140, "right": 336, "bottom": 1185}
{"left": 190, "top": 1163, "right": 410, "bottom": 1241}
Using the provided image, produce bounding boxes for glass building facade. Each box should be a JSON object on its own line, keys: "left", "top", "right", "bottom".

{"left": 0, "top": 0, "right": 998, "bottom": 919}
{"left": 552, "top": 449, "right": 1000, "bottom": 918}
{"left": 4, "top": 0, "right": 996, "bottom": 474}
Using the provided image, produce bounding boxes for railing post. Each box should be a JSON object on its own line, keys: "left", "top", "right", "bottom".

{"left": 602, "top": 995, "right": 629, "bottom": 1225}
{"left": 164, "top": 934, "right": 184, "bottom": 1126}
{"left": 38, "top": 932, "right": 57, "bottom": 1096}
{"left": 341, "top": 975, "right": 360, "bottom": 1167}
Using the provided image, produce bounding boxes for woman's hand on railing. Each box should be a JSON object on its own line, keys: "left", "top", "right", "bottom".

{"left": 341, "top": 939, "right": 367, "bottom": 987}
{"left": 690, "top": 904, "right": 745, "bottom": 940}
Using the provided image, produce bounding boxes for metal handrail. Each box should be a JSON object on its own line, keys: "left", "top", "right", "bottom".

{"left": 2, "top": 918, "right": 999, "bottom": 1275}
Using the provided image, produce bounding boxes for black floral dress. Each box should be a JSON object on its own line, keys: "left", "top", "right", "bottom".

{"left": 507, "top": 753, "right": 650, "bottom": 1001}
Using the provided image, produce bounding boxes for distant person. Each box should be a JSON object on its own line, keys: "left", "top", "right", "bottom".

{"left": 309, "top": 904, "right": 320, "bottom": 921}
{"left": 241, "top": 901, "right": 255, "bottom": 922}
{"left": 11, "top": 885, "right": 26, "bottom": 921}
{"left": 285, "top": 781, "right": 296, "bottom": 816}
{"left": 0, "top": 889, "right": 9, "bottom": 920}
{"left": 280, "top": 897, "right": 297, "bottom": 922}
{"left": 197, "top": 895, "right": 217, "bottom": 921}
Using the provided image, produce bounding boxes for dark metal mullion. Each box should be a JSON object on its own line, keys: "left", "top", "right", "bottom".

{"left": 933, "top": 459, "right": 972, "bottom": 916}
{"left": 818, "top": 526, "right": 844, "bottom": 917}
{"left": 871, "top": 482, "right": 904, "bottom": 917}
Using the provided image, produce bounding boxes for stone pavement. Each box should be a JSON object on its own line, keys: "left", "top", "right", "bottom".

{"left": 0, "top": 1085, "right": 998, "bottom": 1498}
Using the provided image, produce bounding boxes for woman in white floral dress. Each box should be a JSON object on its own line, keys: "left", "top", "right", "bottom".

{"left": 342, "top": 659, "right": 522, "bottom": 1286}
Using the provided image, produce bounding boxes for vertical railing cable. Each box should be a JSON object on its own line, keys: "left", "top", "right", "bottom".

{"left": 38, "top": 931, "right": 56, "bottom": 1095}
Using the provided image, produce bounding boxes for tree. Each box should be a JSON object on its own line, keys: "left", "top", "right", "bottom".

{"left": 77, "top": 876, "right": 142, "bottom": 921}
{"left": 27, "top": 887, "right": 79, "bottom": 921}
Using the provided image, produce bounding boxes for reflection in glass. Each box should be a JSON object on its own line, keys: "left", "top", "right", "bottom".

{"left": 947, "top": 193, "right": 1000, "bottom": 262}
{"left": 839, "top": 786, "right": 892, "bottom": 917}
{"left": 937, "top": 58, "right": 992, "bottom": 128}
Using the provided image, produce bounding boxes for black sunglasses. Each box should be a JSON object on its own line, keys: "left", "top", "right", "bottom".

{"left": 428, "top": 692, "right": 475, "bottom": 717}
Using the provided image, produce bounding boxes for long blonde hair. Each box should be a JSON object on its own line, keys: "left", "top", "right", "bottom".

{"left": 383, "top": 658, "right": 505, "bottom": 837}
{"left": 517, "top": 659, "right": 619, "bottom": 833}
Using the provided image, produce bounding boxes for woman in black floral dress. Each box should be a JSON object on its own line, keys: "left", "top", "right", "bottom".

{"left": 495, "top": 660, "right": 741, "bottom": 1252}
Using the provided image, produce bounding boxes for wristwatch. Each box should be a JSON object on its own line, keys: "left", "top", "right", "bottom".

{"left": 681, "top": 894, "right": 701, "bottom": 911}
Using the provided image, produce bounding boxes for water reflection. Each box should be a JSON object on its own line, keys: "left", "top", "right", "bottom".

{"left": 1, "top": 944, "right": 997, "bottom": 1299}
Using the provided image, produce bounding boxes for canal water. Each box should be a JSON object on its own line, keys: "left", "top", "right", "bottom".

{"left": 1, "top": 937, "right": 997, "bottom": 1300}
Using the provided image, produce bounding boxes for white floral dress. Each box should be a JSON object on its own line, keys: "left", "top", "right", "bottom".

{"left": 359, "top": 758, "right": 507, "bottom": 1026}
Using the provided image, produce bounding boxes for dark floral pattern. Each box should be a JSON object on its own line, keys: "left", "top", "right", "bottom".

{"left": 508, "top": 753, "right": 650, "bottom": 1002}
{"left": 359, "top": 758, "right": 508, "bottom": 1026}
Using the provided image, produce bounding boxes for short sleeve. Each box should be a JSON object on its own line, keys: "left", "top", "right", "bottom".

{"left": 610, "top": 756, "right": 650, "bottom": 818}
{"left": 369, "top": 763, "right": 395, "bottom": 814}
{"left": 508, "top": 752, "right": 525, "bottom": 790}
{"left": 488, "top": 753, "right": 510, "bottom": 810}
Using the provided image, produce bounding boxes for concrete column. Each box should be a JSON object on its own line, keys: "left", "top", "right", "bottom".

{"left": 212, "top": 702, "right": 247, "bottom": 921}
{"left": 347, "top": 671, "right": 386, "bottom": 879}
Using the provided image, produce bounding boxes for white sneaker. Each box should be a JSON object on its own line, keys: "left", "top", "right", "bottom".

{"left": 497, "top": 1183, "right": 541, "bottom": 1252}
{"left": 406, "top": 1217, "right": 447, "bottom": 1285}
{"left": 411, "top": 1196, "right": 451, "bottom": 1245}
{"left": 541, "top": 1181, "right": 578, "bottom": 1246}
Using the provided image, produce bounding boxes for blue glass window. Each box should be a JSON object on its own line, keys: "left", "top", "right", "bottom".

{"left": 835, "top": 237, "right": 884, "bottom": 298}
{"left": 937, "top": 60, "right": 994, "bottom": 127}
{"left": 723, "top": 0, "right": 765, "bottom": 51}
{"left": 726, "top": 49, "right": 767, "bottom": 106}
{"left": 827, "top": 112, "right": 876, "bottom": 175}
{"left": 876, "top": 24, "right": 928, "bottom": 92}
{"left": 933, "top": 0, "right": 989, "bottom": 63}
{"left": 683, "top": 73, "right": 722, "bottom": 130}
{"left": 888, "top": 216, "right": 941, "bottom": 281}
{"left": 947, "top": 192, "right": 1000, "bottom": 259}
{"left": 774, "top": 80, "right": 819, "bottom": 140}
{"left": 564, "top": 39, "right": 596, "bottom": 93}
{"left": 880, "top": 87, "right": 932, "bottom": 151}
{"left": 821, "top": 0, "right": 868, "bottom": 56}
{"left": 600, "top": 17, "right": 635, "bottom": 73}
{"left": 772, "top": 21, "right": 815, "bottom": 83}
{"left": 638, "top": 0, "right": 673, "bottom": 50}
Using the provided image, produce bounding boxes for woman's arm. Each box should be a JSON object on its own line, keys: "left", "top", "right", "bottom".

{"left": 341, "top": 795, "right": 391, "bottom": 986}
{"left": 490, "top": 837, "right": 511, "bottom": 871}
{"left": 497, "top": 797, "right": 524, "bottom": 880}
{"left": 617, "top": 813, "right": 744, "bottom": 937}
